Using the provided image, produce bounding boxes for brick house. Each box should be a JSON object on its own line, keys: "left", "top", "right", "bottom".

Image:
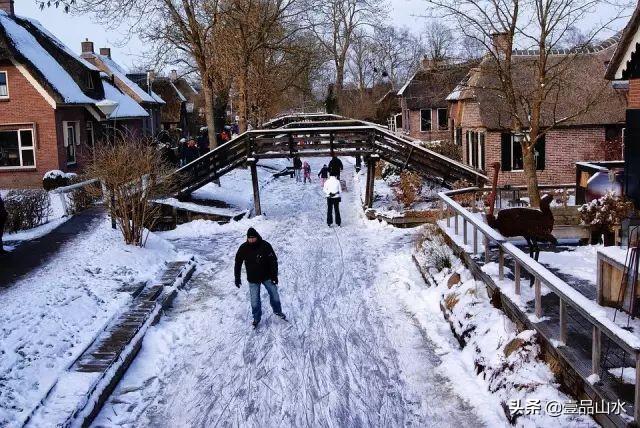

{"left": 397, "top": 58, "right": 476, "bottom": 142}
{"left": 79, "top": 41, "right": 164, "bottom": 137}
{"left": 0, "top": 6, "right": 149, "bottom": 188}
{"left": 128, "top": 69, "right": 203, "bottom": 137}
{"left": 448, "top": 36, "right": 625, "bottom": 186}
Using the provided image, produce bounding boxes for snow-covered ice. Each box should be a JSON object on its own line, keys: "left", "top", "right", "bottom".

{"left": 0, "top": 217, "right": 177, "bottom": 427}
{"left": 94, "top": 159, "right": 504, "bottom": 427}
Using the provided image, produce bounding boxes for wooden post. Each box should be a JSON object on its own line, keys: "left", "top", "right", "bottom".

{"left": 365, "top": 156, "right": 378, "bottom": 208}
{"left": 446, "top": 204, "right": 451, "bottom": 228}
{"left": 559, "top": 299, "right": 567, "bottom": 345}
{"left": 596, "top": 256, "right": 604, "bottom": 305}
{"left": 249, "top": 158, "right": 261, "bottom": 216}
{"left": 498, "top": 248, "right": 504, "bottom": 280}
{"left": 473, "top": 226, "right": 478, "bottom": 254}
{"left": 484, "top": 236, "right": 490, "bottom": 263}
{"left": 592, "top": 326, "right": 601, "bottom": 376}
{"left": 463, "top": 219, "right": 468, "bottom": 245}
{"left": 454, "top": 213, "right": 459, "bottom": 235}
{"left": 535, "top": 278, "right": 542, "bottom": 318}
{"left": 514, "top": 261, "right": 521, "bottom": 295}
{"left": 635, "top": 353, "right": 640, "bottom": 424}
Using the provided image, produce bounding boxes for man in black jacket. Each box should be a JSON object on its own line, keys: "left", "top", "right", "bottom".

{"left": 235, "top": 227, "right": 285, "bottom": 327}
{"left": 328, "top": 154, "right": 343, "bottom": 179}
{"left": 0, "top": 194, "right": 7, "bottom": 254}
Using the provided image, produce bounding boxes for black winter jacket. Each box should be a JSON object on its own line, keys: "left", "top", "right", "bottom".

{"left": 234, "top": 234, "right": 278, "bottom": 284}
{"left": 318, "top": 166, "right": 329, "bottom": 178}
{"left": 328, "top": 157, "right": 343, "bottom": 175}
{"left": 293, "top": 157, "right": 302, "bottom": 169}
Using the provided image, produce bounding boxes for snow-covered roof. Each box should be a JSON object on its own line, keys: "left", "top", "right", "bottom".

{"left": 396, "top": 71, "right": 416, "bottom": 96}
{"left": 102, "top": 80, "right": 149, "bottom": 119}
{"left": 96, "top": 54, "right": 165, "bottom": 104}
{"left": 170, "top": 81, "right": 187, "bottom": 102}
{"left": 0, "top": 11, "right": 95, "bottom": 104}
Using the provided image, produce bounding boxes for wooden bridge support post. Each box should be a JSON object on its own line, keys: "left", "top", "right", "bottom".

{"left": 514, "top": 261, "right": 521, "bottom": 295}
{"left": 473, "top": 226, "right": 478, "bottom": 254}
{"left": 498, "top": 248, "right": 504, "bottom": 280}
{"left": 463, "top": 219, "right": 468, "bottom": 245}
{"left": 248, "top": 158, "right": 261, "bottom": 216}
{"left": 365, "top": 155, "right": 379, "bottom": 208}
{"left": 635, "top": 353, "right": 640, "bottom": 424}
{"left": 559, "top": 299, "right": 567, "bottom": 345}
{"left": 592, "top": 326, "right": 601, "bottom": 376}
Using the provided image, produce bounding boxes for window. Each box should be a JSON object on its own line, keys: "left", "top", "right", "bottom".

{"left": 420, "top": 109, "right": 432, "bottom": 132}
{"left": 437, "top": 108, "right": 448, "bottom": 130}
{"left": 466, "top": 130, "right": 485, "bottom": 169}
{"left": 454, "top": 127, "right": 462, "bottom": 146}
{"left": 63, "top": 121, "right": 80, "bottom": 164}
{"left": 86, "top": 121, "right": 95, "bottom": 146}
{"left": 0, "top": 71, "right": 8, "bottom": 98}
{"left": 86, "top": 72, "right": 94, "bottom": 89}
{"left": 0, "top": 128, "right": 35, "bottom": 168}
{"left": 501, "top": 132, "right": 545, "bottom": 171}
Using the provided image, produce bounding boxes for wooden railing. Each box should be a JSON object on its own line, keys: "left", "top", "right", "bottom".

{"left": 438, "top": 186, "right": 640, "bottom": 423}
{"left": 50, "top": 178, "right": 101, "bottom": 216}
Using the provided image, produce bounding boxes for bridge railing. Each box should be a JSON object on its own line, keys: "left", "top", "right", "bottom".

{"left": 438, "top": 186, "right": 640, "bottom": 423}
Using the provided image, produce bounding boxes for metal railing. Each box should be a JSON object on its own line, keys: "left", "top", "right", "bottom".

{"left": 438, "top": 186, "right": 640, "bottom": 423}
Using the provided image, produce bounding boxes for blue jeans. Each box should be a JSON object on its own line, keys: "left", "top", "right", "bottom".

{"left": 249, "top": 280, "right": 282, "bottom": 322}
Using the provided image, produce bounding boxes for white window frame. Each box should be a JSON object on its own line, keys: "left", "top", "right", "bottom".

{"left": 420, "top": 108, "right": 432, "bottom": 132}
{"left": 86, "top": 121, "right": 95, "bottom": 146}
{"left": 0, "top": 128, "right": 36, "bottom": 169}
{"left": 63, "top": 121, "right": 80, "bottom": 165}
{"left": 0, "top": 71, "right": 9, "bottom": 99}
{"left": 466, "top": 130, "right": 485, "bottom": 169}
{"left": 511, "top": 135, "right": 525, "bottom": 172}
{"left": 437, "top": 108, "right": 448, "bottom": 130}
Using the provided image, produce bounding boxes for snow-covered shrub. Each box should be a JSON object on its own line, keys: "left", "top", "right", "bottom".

{"left": 393, "top": 171, "right": 423, "bottom": 208}
{"left": 417, "top": 230, "right": 455, "bottom": 271}
{"left": 579, "top": 191, "right": 635, "bottom": 231}
{"left": 4, "top": 189, "right": 51, "bottom": 232}
{"left": 381, "top": 162, "right": 400, "bottom": 181}
{"left": 83, "top": 136, "right": 176, "bottom": 246}
{"left": 67, "top": 182, "right": 100, "bottom": 214}
{"left": 42, "top": 170, "right": 77, "bottom": 191}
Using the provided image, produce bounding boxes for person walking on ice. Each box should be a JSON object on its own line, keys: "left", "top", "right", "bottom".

{"left": 328, "top": 153, "right": 343, "bottom": 179}
{"left": 293, "top": 156, "right": 302, "bottom": 182}
{"left": 318, "top": 164, "right": 329, "bottom": 186}
{"left": 235, "top": 227, "right": 286, "bottom": 328}
{"left": 323, "top": 173, "right": 342, "bottom": 227}
{"left": 303, "top": 160, "right": 311, "bottom": 183}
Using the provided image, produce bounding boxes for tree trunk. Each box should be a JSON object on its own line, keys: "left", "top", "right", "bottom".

{"left": 522, "top": 143, "right": 541, "bottom": 207}
{"left": 203, "top": 78, "right": 217, "bottom": 149}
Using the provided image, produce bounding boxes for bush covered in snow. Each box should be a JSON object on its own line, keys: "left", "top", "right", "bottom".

{"left": 381, "top": 162, "right": 401, "bottom": 181}
{"left": 579, "top": 191, "right": 635, "bottom": 231}
{"left": 393, "top": 171, "right": 423, "bottom": 208}
{"left": 4, "top": 189, "right": 51, "bottom": 232}
{"left": 42, "top": 170, "right": 78, "bottom": 191}
{"left": 416, "top": 227, "right": 456, "bottom": 271}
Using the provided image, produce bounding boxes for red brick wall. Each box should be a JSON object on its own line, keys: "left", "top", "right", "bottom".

{"left": 628, "top": 78, "right": 640, "bottom": 109}
{"left": 464, "top": 126, "right": 609, "bottom": 186}
{"left": 403, "top": 108, "right": 451, "bottom": 142}
{"left": 0, "top": 61, "right": 58, "bottom": 188}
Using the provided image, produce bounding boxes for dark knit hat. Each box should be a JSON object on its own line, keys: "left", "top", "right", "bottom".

{"left": 247, "top": 227, "right": 260, "bottom": 238}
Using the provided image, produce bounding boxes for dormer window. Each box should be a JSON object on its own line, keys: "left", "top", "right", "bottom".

{"left": 0, "top": 71, "right": 8, "bottom": 98}
{"left": 86, "top": 72, "right": 94, "bottom": 89}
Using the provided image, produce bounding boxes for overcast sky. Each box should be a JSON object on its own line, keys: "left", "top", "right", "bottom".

{"left": 15, "top": 0, "right": 626, "bottom": 73}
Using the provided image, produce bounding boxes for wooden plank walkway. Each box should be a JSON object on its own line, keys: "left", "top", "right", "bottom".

{"left": 25, "top": 259, "right": 196, "bottom": 428}
{"left": 440, "top": 233, "right": 635, "bottom": 427}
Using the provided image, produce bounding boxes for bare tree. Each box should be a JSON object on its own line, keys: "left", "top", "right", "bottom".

{"left": 426, "top": 0, "right": 627, "bottom": 206}
{"left": 305, "top": 0, "right": 386, "bottom": 108}
{"left": 372, "top": 25, "right": 425, "bottom": 88}
{"left": 423, "top": 21, "right": 456, "bottom": 62}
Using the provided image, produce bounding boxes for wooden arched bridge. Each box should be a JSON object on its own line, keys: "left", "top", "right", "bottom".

{"left": 175, "top": 114, "right": 488, "bottom": 215}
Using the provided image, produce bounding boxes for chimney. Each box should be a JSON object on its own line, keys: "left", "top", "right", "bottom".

{"left": 0, "top": 0, "right": 14, "bottom": 15}
{"left": 491, "top": 32, "right": 510, "bottom": 57}
{"left": 170, "top": 69, "right": 178, "bottom": 81}
{"left": 81, "top": 39, "right": 94, "bottom": 55}
{"left": 99, "top": 48, "right": 111, "bottom": 59}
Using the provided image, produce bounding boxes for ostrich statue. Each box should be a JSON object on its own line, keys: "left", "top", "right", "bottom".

{"left": 486, "top": 162, "right": 558, "bottom": 261}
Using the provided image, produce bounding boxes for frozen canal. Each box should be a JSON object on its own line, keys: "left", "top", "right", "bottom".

{"left": 94, "top": 160, "right": 499, "bottom": 427}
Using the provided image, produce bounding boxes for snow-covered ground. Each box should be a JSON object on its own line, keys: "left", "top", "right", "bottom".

{"left": 94, "top": 159, "right": 510, "bottom": 427}
{"left": 0, "top": 217, "right": 178, "bottom": 427}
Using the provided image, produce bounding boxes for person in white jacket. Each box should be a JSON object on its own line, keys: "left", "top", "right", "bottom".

{"left": 323, "top": 173, "right": 342, "bottom": 226}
